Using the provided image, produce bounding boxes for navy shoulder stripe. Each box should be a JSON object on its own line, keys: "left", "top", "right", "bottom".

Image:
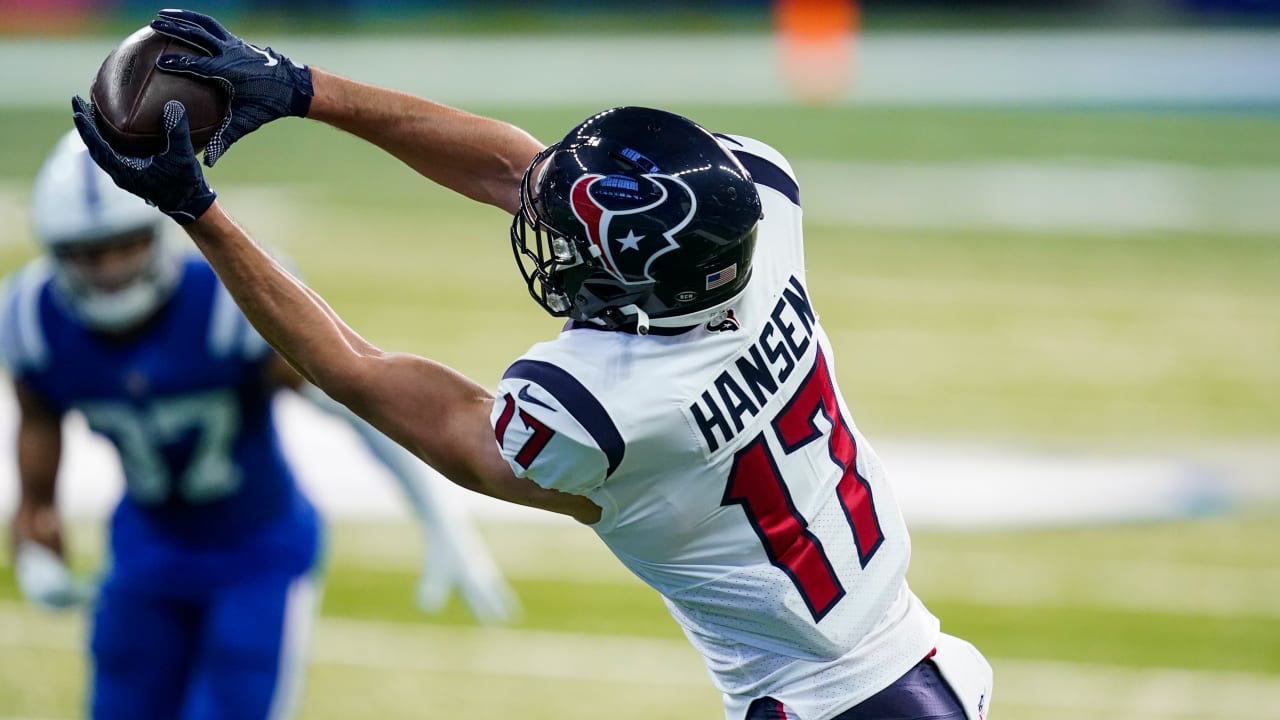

{"left": 734, "top": 150, "right": 800, "bottom": 206}
{"left": 503, "top": 359, "right": 625, "bottom": 476}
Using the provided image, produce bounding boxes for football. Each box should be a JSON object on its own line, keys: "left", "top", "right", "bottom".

{"left": 90, "top": 27, "right": 229, "bottom": 157}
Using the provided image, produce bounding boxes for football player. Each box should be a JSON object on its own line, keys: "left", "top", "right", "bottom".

{"left": 2, "top": 130, "right": 518, "bottom": 720}
{"left": 72, "top": 9, "right": 994, "bottom": 720}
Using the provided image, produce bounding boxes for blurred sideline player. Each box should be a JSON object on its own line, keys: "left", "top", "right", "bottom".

{"left": 1, "top": 131, "right": 517, "bottom": 720}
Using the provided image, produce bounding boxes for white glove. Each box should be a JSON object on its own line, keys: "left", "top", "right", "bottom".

{"left": 417, "top": 521, "right": 521, "bottom": 625}
{"left": 297, "top": 382, "right": 521, "bottom": 624}
{"left": 15, "top": 541, "right": 94, "bottom": 610}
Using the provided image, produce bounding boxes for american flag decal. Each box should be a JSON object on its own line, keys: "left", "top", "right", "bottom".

{"left": 705, "top": 263, "right": 738, "bottom": 290}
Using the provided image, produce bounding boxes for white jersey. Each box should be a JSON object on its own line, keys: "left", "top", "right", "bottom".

{"left": 491, "top": 135, "right": 939, "bottom": 720}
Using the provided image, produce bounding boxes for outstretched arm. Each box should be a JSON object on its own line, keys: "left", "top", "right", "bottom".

{"left": 11, "top": 382, "right": 64, "bottom": 556}
{"left": 307, "top": 70, "right": 542, "bottom": 215}
{"left": 148, "top": 9, "right": 542, "bottom": 212}
{"left": 71, "top": 89, "right": 598, "bottom": 523}
{"left": 10, "top": 381, "right": 93, "bottom": 609}
{"left": 188, "top": 203, "right": 600, "bottom": 524}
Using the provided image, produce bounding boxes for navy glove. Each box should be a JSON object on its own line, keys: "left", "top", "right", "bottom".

{"left": 72, "top": 96, "right": 217, "bottom": 225}
{"left": 150, "top": 8, "right": 313, "bottom": 167}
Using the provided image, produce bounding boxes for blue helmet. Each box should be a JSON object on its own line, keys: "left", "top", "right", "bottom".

{"left": 510, "top": 107, "right": 761, "bottom": 334}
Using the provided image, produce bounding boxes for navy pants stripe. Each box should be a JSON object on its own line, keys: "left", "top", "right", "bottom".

{"left": 746, "top": 656, "right": 965, "bottom": 720}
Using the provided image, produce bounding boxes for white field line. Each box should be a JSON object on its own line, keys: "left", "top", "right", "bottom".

{"left": 0, "top": 185, "right": 304, "bottom": 251}
{"left": 330, "top": 525, "right": 1280, "bottom": 620}
{"left": 3, "top": 32, "right": 1279, "bottom": 107}
{"left": 1, "top": 602, "right": 1277, "bottom": 718}
{"left": 0, "top": 385, "right": 1277, "bottom": 620}
{"left": 336, "top": 548, "right": 1280, "bottom": 619}
{"left": 4, "top": 161, "right": 1280, "bottom": 254}
{"left": 908, "top": 552, "right": 1280, "bottom": 620}
{"left": 995, "top": 659, "right": 1280, "bottom": 719}
{"left": 796, "top": 160, "right": 1280, "bottom": 236}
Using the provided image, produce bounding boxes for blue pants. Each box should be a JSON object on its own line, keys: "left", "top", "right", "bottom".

{"left": 89, "top": 569, "right": 317, "bottom": 720}
{"left": 746, "top": 657, "right": 965, "bottom": 720}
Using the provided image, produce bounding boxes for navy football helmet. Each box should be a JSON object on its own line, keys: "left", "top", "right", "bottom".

{"left": 510, "top": 107, "right": 762, "bottom": 334}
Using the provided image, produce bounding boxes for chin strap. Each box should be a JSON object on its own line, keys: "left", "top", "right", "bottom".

{"left": 583, "top": 303, "right": 653, "bottom": 335}
{"left": 617, "top": 304, "right": 650, "bottom": 335}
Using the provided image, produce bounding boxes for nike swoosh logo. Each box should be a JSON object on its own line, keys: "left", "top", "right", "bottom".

{"left": 247, "top": 44, "right": 279, "bottom": 67}
{"left": 517, "top": 385, "right": 555, "bottom": 412}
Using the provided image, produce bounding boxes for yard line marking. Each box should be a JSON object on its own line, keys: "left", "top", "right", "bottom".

{"left": 4, "top": 33, "right": 1279, "bottom": 108}
{"left": 6, "top": 162, "right": 1280, "bottom": 254}
{"left": 993, "top": 658, "right": 1280, "bottom": 719}
{"left": 909, "top": 551, "right": 1280, "bottom": 619}
{"left": 2, "top": 600, "right": 1278, "bottom": 717}
{"left": 313, "top": 616, "right": 707, "bottom": 687}
{"left": 797, "top": 161, "right": 1280, "bottom": 236}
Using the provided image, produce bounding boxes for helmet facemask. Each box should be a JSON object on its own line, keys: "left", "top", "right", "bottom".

{"left": 510, "top": 143, "right": 580, "bottom": 318}
{"left": 49, "top": 225, "right": 181, "bottom": 333}
{"left": 33, "top": 130, "right": 180, "bottom": 334}
{"left": 509, "top": 108, "right": 763, "bottom": 335}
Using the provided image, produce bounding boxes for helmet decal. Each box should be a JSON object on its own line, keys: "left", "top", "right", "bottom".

{"left": 569, "top": 172, "right": 696, "bottom": 286}
{"left": 510, "top": 107, "right": 762, "bottom": 329}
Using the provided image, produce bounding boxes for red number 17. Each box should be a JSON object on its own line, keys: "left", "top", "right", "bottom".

{"left": 721, "top": 349, "right": 884, "bottom": 622}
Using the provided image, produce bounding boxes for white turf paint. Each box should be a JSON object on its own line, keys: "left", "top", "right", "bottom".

{"left": 0, "top": 387, "right": 1277, "bottom": 619}
{"left": 796, "top": 160, "right": 1280, "bottom": 237}
{"left": 914, "top": 551, "right": 1280, "bottom": 620}
{"left": 0, "top": 384, "right": 1275, "bottom": 534}
{"left": 4, "top": 160, "right": 1280, "bottom": 252}
{"left": 2, "top": 159, "right": 1278, "bottom": 264}
{"left": 2, "top": 31, "right": 1278, "bottom": 107}
{"left": 2, "top": 602, "right": 1278, "bottom": 719}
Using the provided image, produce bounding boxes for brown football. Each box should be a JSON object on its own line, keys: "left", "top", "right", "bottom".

{"left": 90, "top": 27, "right": 229, "bottom": 157}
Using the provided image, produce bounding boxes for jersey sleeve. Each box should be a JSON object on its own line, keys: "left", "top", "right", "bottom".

{"left": 490, "top": 359, "right": 623, "bottom": 497}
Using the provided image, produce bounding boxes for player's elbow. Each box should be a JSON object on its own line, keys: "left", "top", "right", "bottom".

{"left": 304, "top": 350, "right": 384, "bottom": 417}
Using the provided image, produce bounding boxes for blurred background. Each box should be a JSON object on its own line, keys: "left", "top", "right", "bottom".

{"left": 0, "top": 1, "right": 1278, "bottom": 719}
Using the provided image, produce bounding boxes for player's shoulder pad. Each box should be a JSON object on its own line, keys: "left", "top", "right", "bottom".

{"left": 716, "top": 133, "right": 800, "bottom": 206}
{"left": 491, "top": 359, "right": 625, "bottom": 496}
{"left": 0, "top": 259, "right": 55, "bottom": 374}
{"left": 206, "top": 268, "right": 271, "bottom": 362}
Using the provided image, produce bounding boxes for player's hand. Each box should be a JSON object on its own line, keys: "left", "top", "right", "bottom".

{"left": 417, "top": 538, "right": 521, "bottom": 625}
{"left": 72, "top": 97, "right": 217, "bottom": 225}
{"left": 415, "top": 539, "right": 456, "bottom": 614}
{"left": 15, "top": 541, "right": 94, "bottom": 611}
{"left": 150, "top": 8, "right": 313, "bottom": 167}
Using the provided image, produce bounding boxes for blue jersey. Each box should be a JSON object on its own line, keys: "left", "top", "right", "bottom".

{"left": 1, "top": 254, "right": 319, "bottom": 593}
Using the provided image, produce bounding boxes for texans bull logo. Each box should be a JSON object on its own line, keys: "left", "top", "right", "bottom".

{"left": 570, "top": 173, "right": 696, "bottom": 286}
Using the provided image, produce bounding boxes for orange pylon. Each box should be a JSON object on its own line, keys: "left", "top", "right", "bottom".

{"left": 774, "top": 0, "right": 860, "bottom": 105}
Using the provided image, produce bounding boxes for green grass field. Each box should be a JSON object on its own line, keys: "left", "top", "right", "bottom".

{"left": 1, "top": 516, "right": 1278, "bottom": 719}
{"left": 1, "top": 103, "right": 1278, "bottom": 719}
{"left": 5, "top": 104, "right": 1276, "bottom": 443}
